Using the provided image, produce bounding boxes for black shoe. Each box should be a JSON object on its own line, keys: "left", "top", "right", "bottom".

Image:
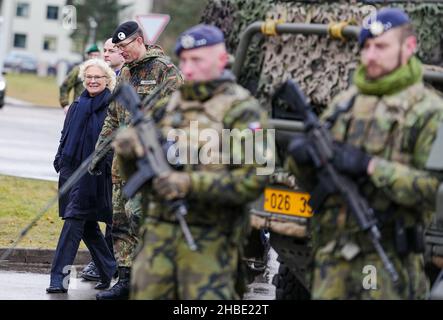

{"left": 96, "top": 267, "right": 130, "bottom": 300}
{"left": 81, "top": 265, "right": 101, "bottom": 281}
{"left": 46, "top": 286, "right": 68, "bottom": 294}
{"left": 95, "top": 280, "right": 111, "bottom": 290}
{"left": 81, "top": 261, "right": 95, "bottom": 274}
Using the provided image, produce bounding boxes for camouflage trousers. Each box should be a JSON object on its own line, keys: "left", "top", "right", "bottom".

{"left": 311, "top": 247, "right": 429, "bottom": 299}
{"left": 131, "top": 219, "right": 240, "bottom": 300}
{"left": 112, "top": 182, "right": 142, "bottom": 267}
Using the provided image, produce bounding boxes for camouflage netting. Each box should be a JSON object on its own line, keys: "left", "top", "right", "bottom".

{"left": 201, "top": 0, "right": 273, "bottom": 92}
{"left": 259, "top": 2, "right": 364, "bottom": 108}
{"left": 202, "top": 0, "right": 443, "bottom": 109}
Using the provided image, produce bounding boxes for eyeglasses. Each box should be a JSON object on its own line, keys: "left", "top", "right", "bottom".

{"left": 85, "top": 75, "right": 107, "bottom": 81}
{"left": 115, "top": 37, "right": 138, "bottom": 50}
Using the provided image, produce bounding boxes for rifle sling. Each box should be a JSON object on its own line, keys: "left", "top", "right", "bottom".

{"left": 324, "top": 94, "right": 357, "bottom": 129}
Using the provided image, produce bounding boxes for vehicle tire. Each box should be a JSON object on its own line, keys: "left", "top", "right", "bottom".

{"left": 272, "top": 261, "right": 310, "bottom": 300}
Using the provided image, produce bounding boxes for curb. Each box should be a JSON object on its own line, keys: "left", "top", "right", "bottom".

{"left": 0, "top": 248, "right": 91, "bottom": 265}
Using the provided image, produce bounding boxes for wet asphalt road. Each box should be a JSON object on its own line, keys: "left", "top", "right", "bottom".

{"left": 0, "top": 270, "right": 101, "bottom": 300}
{"left": 0, "top": 248, "right": 278, "bottom": 300}
{"left": 0, "top": 246, "right": 278, "bottom": 300}
{"left": 0, "top": 99, "right": 64, "bottom": 181}
{"left": 0, "top": 268, "right": 275, "bottom": 300}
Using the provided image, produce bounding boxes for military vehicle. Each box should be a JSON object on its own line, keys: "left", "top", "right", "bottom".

{"left": 201, "top": 0, "right": 443, "bottom": 299}
{"left": 428, "top": 182, "right": 443, "bottom": 299}
{"left": 426, "top": 126, "right": 443, "bottom": 299}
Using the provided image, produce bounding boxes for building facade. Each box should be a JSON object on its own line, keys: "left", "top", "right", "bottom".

{"left": 0, "top": 0, "right": 152, "bottom": 75}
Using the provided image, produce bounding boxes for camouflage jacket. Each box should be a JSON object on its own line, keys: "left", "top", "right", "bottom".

{"left": 288, "top": 80, "right": 443, "bottom": 249}
{"left": 59, "top": 65, "right": 84, "bottom": 107}
{"left": 118, "top": 76, "right": 272, "bottom": 232}
{"left": 95, "top": 45, "right": 183, "bottom": 184}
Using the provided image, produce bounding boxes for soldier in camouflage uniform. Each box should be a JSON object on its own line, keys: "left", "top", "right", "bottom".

{"left": 113, "top": 24, "right": 272, "bottom": 299}
{"left": 59, "top": 44, "right": 101, "bottom": 114}
{"left": 90, "top": 21, "right": 183, "bottom": 300}
{"left": 288, "top": 8, "right": 443, "bottom": 299}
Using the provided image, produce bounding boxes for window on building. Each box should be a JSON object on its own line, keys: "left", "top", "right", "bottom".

{"left": 43, "top": 36, "right": 57, "bottom": 51}
{"left": 13, "top": 33, "right": 27, "bottom": 48}
{"left": 46, "top": 5, "right": 59, "bottom": 20}
{"left": 16, "top": 3, "right": 29, "bottom": 17}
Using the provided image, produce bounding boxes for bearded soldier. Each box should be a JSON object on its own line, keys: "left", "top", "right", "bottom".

{"left": 288, "top": 8, "right": 443, "bottom": 299}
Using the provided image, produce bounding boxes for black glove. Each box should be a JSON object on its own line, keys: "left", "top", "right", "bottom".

{"left": 288, "top": 135, "right": 314, "bottom": 166}
{"left": 332, "top": 142, "right": 371, "bottom": 177}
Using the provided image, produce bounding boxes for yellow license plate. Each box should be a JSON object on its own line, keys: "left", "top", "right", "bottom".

{"left": 263, "top": 188, "right": 313, "bottom": 218}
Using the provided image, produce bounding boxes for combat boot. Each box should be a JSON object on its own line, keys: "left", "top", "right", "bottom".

{"left": 95, "top": 267, "right": 130, "bottom": 300}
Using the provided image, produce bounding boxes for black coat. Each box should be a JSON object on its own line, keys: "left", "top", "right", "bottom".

{"left": 54, "top": 89, "right": 112, "bottom": 223}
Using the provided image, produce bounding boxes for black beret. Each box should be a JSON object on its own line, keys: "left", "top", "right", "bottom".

{"left": 112, "top": 21, "right": 140, "bottom": 44}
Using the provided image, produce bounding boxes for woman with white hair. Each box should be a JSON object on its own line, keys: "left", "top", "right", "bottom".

{"left": 47, "top": 59, "right": 117, "bottom": 294}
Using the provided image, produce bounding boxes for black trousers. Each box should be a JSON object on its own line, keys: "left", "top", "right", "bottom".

{"left": 105, "top": 222, "right": 114, "bottom": 260}
{"left": 49, "top": 218, "right": 117, "bottom": 288}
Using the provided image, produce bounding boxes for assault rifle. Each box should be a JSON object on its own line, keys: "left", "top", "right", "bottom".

{"left": 111, "top": 83, "right": 197, "bottom": 251}
{"left": 275, "top": 79, "right": 400, "bottom": 285}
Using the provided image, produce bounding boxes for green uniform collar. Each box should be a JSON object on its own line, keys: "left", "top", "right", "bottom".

{"left": 353, "top": 56, "right": 423, "bottom": 96}
{"left": 180, "top": 71, "right": 236, "bottom": 101}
